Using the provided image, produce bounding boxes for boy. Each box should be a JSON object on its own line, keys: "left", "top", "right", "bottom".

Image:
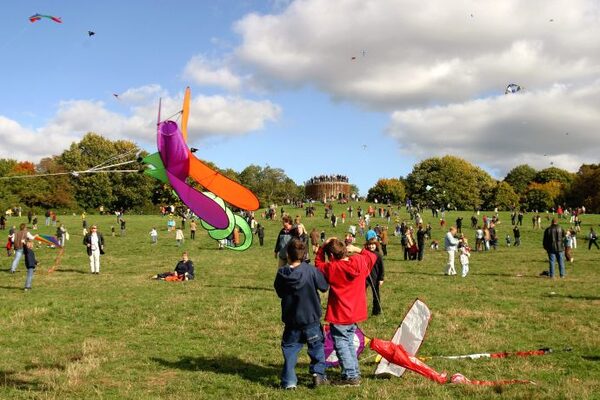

{"left": 274, "top": 238, "right": 329, "bottom": 390}
{"left": 24, "top": 240, "right": 39, "bottom": 291}
{"left": 315, "top": 237, "right": 376, "bottom": 386}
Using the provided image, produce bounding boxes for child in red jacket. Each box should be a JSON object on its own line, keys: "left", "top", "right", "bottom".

{"left": 315, "top": 238, "right": 376, "bottom": 386}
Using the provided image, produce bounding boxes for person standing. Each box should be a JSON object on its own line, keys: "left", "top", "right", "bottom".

{"left": 588, "top": 228, "right": 599, "bottom": 250}
{"left": 175, "top": 227, "right": 184, "bottom": 246}
{"left": 274, "top": 238, "right": 329, "bottom": 390}
{"left": 10, "top": 223, "right": 36, "bottom": 273}
{"left": 458, "top": 238, "right": 471, "bottom": 277}
{"left": 150, "top": 227, "right": 158, "bottom": 244}
{"left": 315, "top": 238, "right": 376, "bottom": 386}
{"left": 274, "top": 216, "right": 296, "bottom": 267}
{"left": 513, "top": 226, "right": 521, "bottom": 247}
{"left": 416, "top": 223, "right": 426, "bottom": 261}
{"left": 364, "top": 238, "right": 384, "bottom": 316}
{"left": 120, "top": 218, "right": 126, "bottom": 236}
{"left": 189, "top": 220, "right": 197, "bottom": 240}
{"left": 256, "top": 223, "right": 265, "bottom": 246}
{"left": 444, "top": 227, "right": 459, "bottom": 275}
{"left": 543, "top": 218, "right": 565, "bottom": 278}
{"left": 56, "top": 223, "right": 67, "bottom": 247}
{"left": 23, "top": 240, "right": 38, "bottom": 291}
{"left": 309, "top": 228, "right": 320, "bottom": 255}
{"left": 379, "top": 226, "right": 389, "bottom": 257}
{"left": 83, "top": 225, "right": 105, "bottom": 274}
{"left": 564, "top": 230, "right": 574, "bottom": 263}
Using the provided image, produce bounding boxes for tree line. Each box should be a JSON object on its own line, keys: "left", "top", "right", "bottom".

{"left": 1, "top": 134, "right": 598, "bottom": 213}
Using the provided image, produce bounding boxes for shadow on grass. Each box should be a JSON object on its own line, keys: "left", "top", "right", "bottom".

{"left": 0, "top": 286, "right": 22, "bottom": 290}
{"left": 152, "top": 356, "right": 279, "bottom": 387}
{"left": 0, "top": 370, "right": 45, "bottom": 391}
{"left": 582, "top": 355, "right": 600, "bottom": 361}
{"left": 50, "top": 268, "right": 88, "bottom": 274}
{"left": 203, "top": 284, "right": 272, "bottom": 292}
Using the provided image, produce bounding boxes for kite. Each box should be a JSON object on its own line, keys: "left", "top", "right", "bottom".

{"left": 425, "top": 185, "right": 433, "bottom": 191}
{"left": 418, "top": 347, "right": 571, "bottom": 361}
{"left": 29, "top": 14, "right": 62, "bottom": 24}
{"left": 505, "top": 83, "right": 522, "bottom": 94}
{"left": 375, "top": 298, "right": 431, "bottom": 377}
{"left": 140, "top": 87, "right": 259, "bottom": 250}
{"left": 88, "top": 31, "right": 96, "bottom": 37}
{"left": 323, "top": 324, "right": 367, "bottom": 367}
{"left": 113, "top": 93, "right": 120, "bottom": 99}
{"left": 35, "top": 234, "right": 61, "bottom": 248}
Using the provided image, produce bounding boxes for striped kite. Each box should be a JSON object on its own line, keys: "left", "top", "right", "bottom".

{"left": 29, "top": 13, "right": 63, "bottom": 24}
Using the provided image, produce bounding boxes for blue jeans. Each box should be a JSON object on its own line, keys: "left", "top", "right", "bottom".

{"left": 331, "top": 323, "right": 360, "bottom": 379}
{"left": 548, "top": 251, "right": 565, "bottom": 277}
{"left": 280, "top": 323, "right": 326, "bottom": 388}
{"left": 10, "top": 249, "right": 24, "bottom": 272}
{"left": 25, "top": 268, "right": 35, "bottom": 288}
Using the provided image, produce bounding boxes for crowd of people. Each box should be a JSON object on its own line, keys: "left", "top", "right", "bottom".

{"left": 304, "top": 175, "right": 349, "bottom": 185}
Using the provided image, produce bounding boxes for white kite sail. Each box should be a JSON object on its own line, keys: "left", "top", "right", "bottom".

{"left": 375, "top": 298, "right": 431, "bottom": 377}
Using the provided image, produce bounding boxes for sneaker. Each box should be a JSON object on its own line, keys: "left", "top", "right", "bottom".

{"left": 23, "top": 287, "right": 31, "bottom": 291}
{"left": 311, "top": 374, "right": 329, "bottom": 388}
{"left": 282, "top": 385, "right": 297, "bottom": 390}
{"left": 335, "top": 377, "right": 361, "bottom": 386}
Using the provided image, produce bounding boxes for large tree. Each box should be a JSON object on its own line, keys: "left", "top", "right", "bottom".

{"left": 58, "top": 133, "right": 155, "bottom": 212}
{"left": 367, "top": 178, "right": 406, "bottom": 203}
{"left": 238, "top": 164, "right": 302, "bottom": 206}
{"left": 484, "top": 181, "right": 520, "bottom": 211}
{"left": 534, "top": 167, "right": 575, "bottom": 186}
{"left": 504, "top": 164, "right": 537, "bottom": 195}
{"left": 405, "top": 156, "right": 495, "bottom": 210}
{"left": 566, "top": 164, "right": 600, "bottom": 212}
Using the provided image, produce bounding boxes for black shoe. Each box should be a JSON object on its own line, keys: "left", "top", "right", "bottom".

{"left": 311, "top": 374, "right": 329, "bottom": 388}
{"left": 334, "top": 377, "right": 361, "bottom": 386}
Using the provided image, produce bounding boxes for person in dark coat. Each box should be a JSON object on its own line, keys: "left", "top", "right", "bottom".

{"left": 274, "top": 238, "right": 329, "bottom": 389}
{"left": 364, "top": 238, "right": 384, "bottom": 315}
{"left": 543, "top": 218, "right": 565, "bottom": 278}
{"left": 23, "top": 240, "right": 38, "bottom": 290}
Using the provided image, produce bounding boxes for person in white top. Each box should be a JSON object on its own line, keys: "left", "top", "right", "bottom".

{"left": 83, "top": 225, "right": 104, "bottom": 274}
{"left": 444, "top": 227, "right": 459, "bottom": 276}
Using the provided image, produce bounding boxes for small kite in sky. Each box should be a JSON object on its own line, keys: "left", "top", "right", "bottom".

{"left": 351, "top": 56, "right": 357, "bottom": 61}
{"left": 113, "top": 93, "right": 120, "bottom": 99}
{"left": 505, "top": 83, "right": 522, "bottom": 94}
{"left": 29, "top": 13, "right": 62, "bottom": 24}
{"left": 88, "top": 31, "right": 96, "bottom": 37}
{"left": 361, "top": 144, "right": 367, "bottom": 150}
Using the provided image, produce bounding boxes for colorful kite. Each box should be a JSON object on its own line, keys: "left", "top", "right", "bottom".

{"left": 35, "top": 234, "right": 61, "bottom": 248}
{"left": 323, "top": 324, "right": 367, "bottom": 367}
{"left": 141, "top": 87, "right": 259, "bottom": 250}
{"left": 29, "top": 14, "right": 62, "bottom": 24}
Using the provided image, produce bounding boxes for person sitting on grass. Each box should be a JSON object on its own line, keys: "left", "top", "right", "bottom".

{"left": 274, "top": 238, "right": 329, "bottom": 390}
{"left": 152, "top": 251, "right": 195, "bottom": 281}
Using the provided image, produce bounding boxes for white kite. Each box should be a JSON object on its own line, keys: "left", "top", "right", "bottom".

{"left": 374, "top": 298, "right": 431, "bottom": 377}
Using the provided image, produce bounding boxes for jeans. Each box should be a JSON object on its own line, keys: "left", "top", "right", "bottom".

{"left": 10, "top": 249, "right": 24, "bottom": 272}
{"left": 280, "top": 323, "right": 326, "bottom": 388}
{"left": 548, "top": 251, "right": 565, "bottom": 277}
{"left": 25, "top": 268, "right": 35, "bottom": 288}
{"left": 331, "top": 323, "right": 360, "bottom": 379}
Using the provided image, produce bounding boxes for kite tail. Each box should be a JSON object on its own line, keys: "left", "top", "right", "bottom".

{"left": 451, "top": 373, "right": 534, "bottom": 386}
{"left": 48, "top": 247, "right": 65, "bottom": 273}
{"left": 370, "top": 338, "right": 447, "bottom": 384}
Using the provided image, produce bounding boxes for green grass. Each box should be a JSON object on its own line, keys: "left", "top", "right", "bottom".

{"left": 1, "top": 204, "right": 599, "bottom": 399}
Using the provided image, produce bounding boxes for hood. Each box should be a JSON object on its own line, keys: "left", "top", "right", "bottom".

{"left": 276, "top": 263, "right": 310, "bottom": 291}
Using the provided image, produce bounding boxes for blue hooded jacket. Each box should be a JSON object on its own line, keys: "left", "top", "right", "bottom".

{"left": 274, "top": 262, "right": 329, "bottom": 328}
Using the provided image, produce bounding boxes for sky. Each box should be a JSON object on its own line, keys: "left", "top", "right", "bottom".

{"left": 1, "top": 0, "right": 599, "bottom": 195}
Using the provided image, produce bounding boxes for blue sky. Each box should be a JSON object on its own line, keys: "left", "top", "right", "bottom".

{"left": 2, "top": 1, "right": 599, "bottom": 195}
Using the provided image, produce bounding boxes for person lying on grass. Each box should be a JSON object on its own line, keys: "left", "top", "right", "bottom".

{"left": 152, "top": 251, "right": 195, "bottom": 281}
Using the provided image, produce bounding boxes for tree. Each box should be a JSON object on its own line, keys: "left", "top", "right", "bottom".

{"left": 566, "top": 164, "right": 600, "bottom": 213}
{"left": 58, "top": 133, "right": 155, "bottom": 212}
{"left": 238, "top": 164, "right": 302, "bottom": 206}
{"left": 504, "top": 164, "right": 537, "bottom": 195}
{"left": 524, "top": 182, "right": 562, "bottom": 211}
{"left": 484, "top": 181, "right": 519, "bottom": 211}
{"left": 367, "top": 178, "right": 406, "bottom": 203}
{"left": 534, "top": 167, "right": 575, "bottom": 186}
{"left": 405, "top": 156, "right": 495, "bottom": 210}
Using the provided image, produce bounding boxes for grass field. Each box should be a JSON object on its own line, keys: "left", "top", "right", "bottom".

{"left": 1, "top": 203, "right": 599, "bottom": 399}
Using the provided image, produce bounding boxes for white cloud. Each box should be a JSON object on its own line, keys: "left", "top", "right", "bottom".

{"left": 0, "top": 86, "right": 281, "bottom": 162}
{"left": 387, "top": 82, "right": 600, "bottom": 177}
{"left": 183, "top": 55, "right": 245, "bottom": 91}
{"left": 234, "top": 0, "right": 600, "bottom": 108}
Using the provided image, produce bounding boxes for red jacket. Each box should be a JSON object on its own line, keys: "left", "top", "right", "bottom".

{"left": 315, "top": 246, "right": 376, "bottom": 325}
